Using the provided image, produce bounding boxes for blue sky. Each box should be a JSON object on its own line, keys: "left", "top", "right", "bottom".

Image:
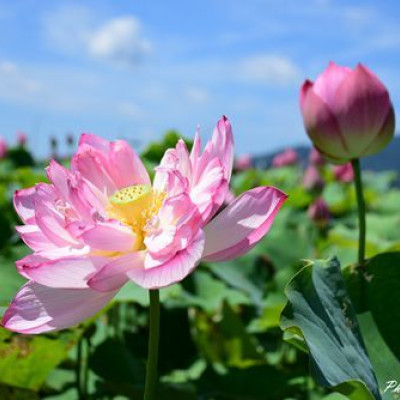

{"left": 0, "top": 0, "right": 399, "bottom": 157}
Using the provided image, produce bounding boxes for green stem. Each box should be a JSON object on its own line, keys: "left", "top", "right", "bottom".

{"left": 351, "top": 159, "right": 366, "bottom": 265}
{"left": 143, "top": 289, "right": 160, "bottom": 400}
{"left": 76, "top": 338, "right": 83, "bottom": 400}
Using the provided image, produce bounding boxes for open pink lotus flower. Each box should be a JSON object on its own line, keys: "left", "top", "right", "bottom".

{"left": 2, "top": 116, "right": 287, "bottom": 333}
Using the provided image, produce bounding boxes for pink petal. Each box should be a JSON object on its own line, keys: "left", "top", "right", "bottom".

{"left": 88, "top": 252, "right": 145, "bottom": 292}
{"left": 1, "top": 282, "right": 117, "bottom": 333}
{"left": 209, "top": 115, "right": 234, "bottom": 182}
{"left": 202, "top": 187, "right": 287, "bottom": 262}
{"left": 47, "top": 160, "right": 102, "bottom": 220}
{"left": 79, "top": 133, "right": 110, "bottom": 152}
{"left": 108, "top": 140, "right": 151, "bottom": 187}
{"left": 72, "top": 144, "right": 117, "bottom": 197}
{"left": 362, "top": 106, "right": 395, "bottom": 157}
{"left": 127, "top": 230, "right": 205, "bottom": 289}
{"left": 312, "top": 61, "right": 351, "bottom": 105}
{"left": 300, "top": 81, "right": 350, "bottom": 162}
{"left": 191, "top": 116, "right": 234, "bottom": 221}
{"left": 191, "top": 157, "right": 226, "bottom": 220}
{"left": 80, "top": 222, "right": 137, "bottom": 252}
{"left": 34, "top": 184, "right": 79, "bottom": 247}
{"left": 46, "top": 160, "right": 71, "bottom": 202}
{"left": 189, "top": 126, "right": 202, "bottom": 170}
{"left": 17, "top": 255, "right": 106, "bottom": 288}
{"left": 16, "top": 225, "right": 58, "bottom": 252}
{"left": 72, "top": 134, "right": 150, "bottom": 195}
{"left": 144, "top": 193, "right": 202, "bottom": 260}
{"left": 332, "top": 63, "right": 393, "bottom": 155}
{"left": 14, "top": 187, "right": 36, "bottom": 224}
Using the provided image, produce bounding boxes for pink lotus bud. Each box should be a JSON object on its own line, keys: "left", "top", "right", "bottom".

{"left": 17, "top": 131, "right": 27, "bottom": 146}
{"left": 300, "top": 62, "right": 395, "bottom": 164}
{"left": 303, "top": 165, "right": 324, "bottom": 190}
{"left": 333, "top": 162, "right": 354, "bottom": 183}
{"left": 308, "top": 197, "right": 330, "bottom": 226}
{"left": 0, "top": 138, "right": 7, "bottom": 158}
{"left": 272, "top": 148, "right": 299, "bottom": 168}
{"left": 308, "top": 147, "right": 325, "bottom": 166}
{"left": 234, "top": 154, "right": 252, "bottom": 171}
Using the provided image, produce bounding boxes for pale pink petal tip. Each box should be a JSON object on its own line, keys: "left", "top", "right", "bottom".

{"left": 2, "top": 282, "right": 117, "bottom": 334}
{"left": 127, "top": 230, "right": 205, "bottom": 289}
{"left": 203, "top": 186, "right": 287, "bottom": 262}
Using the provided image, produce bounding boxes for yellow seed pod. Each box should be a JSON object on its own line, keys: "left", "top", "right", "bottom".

{"left": 109, "top": 185, "right": 153, "bottom": 225}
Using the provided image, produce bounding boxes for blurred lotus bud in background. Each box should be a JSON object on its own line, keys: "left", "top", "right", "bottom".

{"left": 234, "top": 154, "right": 252, "bottom": 171}
{"left": 333, "top": 163, "right": 354, "bottom": 183}
{"left": 0, "top": 138, "right": 8, "bottom": 159}
{"left": 50, "top": 135, "right": 59, "bottom": 160}
{"left": 17, "top": 131, "right": 27, "bottom": 147}
{"left": 300, "top": 62, "right": 395, "bottom": 164}
{"left": 303, "top": 165, "right": 324, "bottom": 191}
{"left": 308, "top": 197, "right": 330, "bottom": 227}
{"left": 272, "top": 148, "right": 299, "bottom": 168}
{"left": 66, "top": 132, "right": 74, "bottom": 147}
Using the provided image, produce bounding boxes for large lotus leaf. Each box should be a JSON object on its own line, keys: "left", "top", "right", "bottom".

{"left": 343, "top": 252, "right": 400, "bottom": 362}
{"left": 185, "top": 270, "right": 250, "bottom": 313}
{"left": 357, "top": 312, "right": 400, "bottom": 400}
{"left": 207, "top": 257, "right": 264, "bottom": 307}
{"left": 280, "top": 257, "right": 380, "bottom": 399}
{"left": 322, "top": 182, "right": 354, "bottom": 214}
{"left": 0, "top": 329, "right": 80, "bottom": 391}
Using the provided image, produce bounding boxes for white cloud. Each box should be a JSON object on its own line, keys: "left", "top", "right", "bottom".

{"left": 239, "top": 55, "right": 300, "bottom": 85}
{"left": 185, "top": 87, "right": 209, "bottom": 104}
{"left": 116, "top": 102, "right": 146, "bottom": 119}
{"left": 42, "top": 5, "right": 92, "bottom": 54}
{"left": 88, "top": 17, "right": 151, "bottom": 66}
{"left": 43, "top": 6, "right": 151, "bottom": 67}
{"left": 0, "top": 61, "right": 42, "bottom": 102}
{"left": 342, "top": 6, "right": 374, "bottom": 29}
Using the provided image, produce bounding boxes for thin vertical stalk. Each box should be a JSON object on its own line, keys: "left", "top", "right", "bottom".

{"left": 143, "top": 289, "right": 160, "bottom": 400}
{"left": 351, "top": 158, "right": 367, "bottom": 311}
{"left": 76, "top": 338, "right": 83, "bottom": 399}
{"left": 351, "top": 158, "right": 366, "bottom": 265}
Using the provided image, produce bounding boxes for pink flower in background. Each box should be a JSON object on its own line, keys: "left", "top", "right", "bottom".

{"left": 234, "top": 154, "right": 252, "bottom": 171}
{"left": 308, "top": 197, "right": 330, "bottom": 226}
{"left": 300, "top": 62, "right": 395, "bottom": 164}
{"left": 303, "top": 165, "right": 324, "bottom": 190}
{"left": 333, "top": 163, "right": 354, "bottom": 183}
{"left": 2, "top": 116, "right": 287, "bottom": 333}
{"left": 17, "top": 131, "right": 27, "bottom": 147}
{"left": 308, "top": 147, "right": 325, "bottom": 166}
{"left": 0, "top": 138, "right": 7, "bottom": 158}
{"left": 272, "top": 148, "right": 299, "bottom": 168}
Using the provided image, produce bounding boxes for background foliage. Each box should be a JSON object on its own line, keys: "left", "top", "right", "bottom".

{"left": 0, "top": 136, "right": 398, "bottom": 399}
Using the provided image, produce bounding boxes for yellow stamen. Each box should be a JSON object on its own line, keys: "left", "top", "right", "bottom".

{"left": 109, "top": 185, "right": 153, "bottom": 225}
{"left": 107, "top": 185, "right": 165, "bottom": 249}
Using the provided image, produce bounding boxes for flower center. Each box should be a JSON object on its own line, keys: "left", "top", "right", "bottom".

{"left": 107, "top": 185, "right": 165, "bottom": 247}
{"left": 109, "top": 184, "right": 153, "bottom": 224}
